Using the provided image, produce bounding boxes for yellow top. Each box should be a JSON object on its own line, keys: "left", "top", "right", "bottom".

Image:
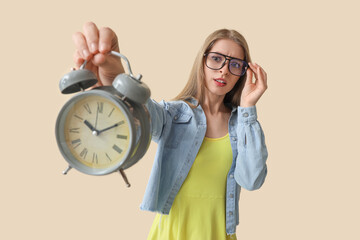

{"left": 147, "top": 133, "right": 237, "bottom": 240}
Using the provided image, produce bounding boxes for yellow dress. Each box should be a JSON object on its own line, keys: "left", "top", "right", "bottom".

{"left": 147, "top": 133, "right": 237, "bottom": 240}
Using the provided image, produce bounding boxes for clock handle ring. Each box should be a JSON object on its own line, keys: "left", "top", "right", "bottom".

{"left": 110, "top": 51, "right": 142, "bottom": 82}
{"left": 79, "top": 51, "right": 142, "bottom": 82}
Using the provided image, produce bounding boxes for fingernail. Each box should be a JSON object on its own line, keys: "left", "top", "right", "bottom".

{"left": 83, "top": 49, "right": 90, "bottom": 59}
{"left": 90, "top": 43, "right": 98, "bottom": 53}
{"left": 99, "top": 43, "right": 108, "bottom": 53}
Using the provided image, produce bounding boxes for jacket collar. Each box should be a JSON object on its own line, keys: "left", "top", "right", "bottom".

{"left": 187, "top": 97, "right": 237, "bottom": 113}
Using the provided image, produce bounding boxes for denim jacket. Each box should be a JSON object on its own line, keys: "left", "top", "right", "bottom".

{"left": 140, "top": 98, "right": 268, "bottom": 235}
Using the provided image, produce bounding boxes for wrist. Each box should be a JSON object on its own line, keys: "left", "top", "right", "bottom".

{"left": 240, "top": 100, "right": 256, "bottom": 108}
{"left": 240, "top": 103, "right": 255, "bottom": 108}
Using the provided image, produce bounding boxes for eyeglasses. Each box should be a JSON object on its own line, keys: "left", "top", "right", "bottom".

{"left": 204, "top": 52, "right": 248, "bottom": 77}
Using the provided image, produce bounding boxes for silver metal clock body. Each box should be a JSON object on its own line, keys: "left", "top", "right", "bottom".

{"left": 56, "top": 52, "right": 151, "bottom": 186}
{"left": 56, "top": 86, "right": 151, "bottom": 176}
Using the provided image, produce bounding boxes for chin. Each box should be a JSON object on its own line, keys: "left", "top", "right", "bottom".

{"left": 205, "top": 87, "right": 229, "bottom": 98}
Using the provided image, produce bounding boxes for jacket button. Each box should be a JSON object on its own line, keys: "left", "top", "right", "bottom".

{"left": 229, "top": 193, "right": 234, "bottom": 198}
{"left": 229, "top": 211, "right": 233, "bottom": 216}
{"left": 229, "top": 174, "right": 234, "bottom": 178}
{"left": 174, "top": 115, "right": 178, "bottom": 120}
{"left": 232, "top": 137, "right": 237, "bottom": 141}
{"left": 243, "top": 112, "right": 249, "bottom": 117}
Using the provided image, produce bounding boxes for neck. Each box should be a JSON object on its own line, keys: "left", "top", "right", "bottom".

{"left": 201, "top": 91, "right": 228, "bottom": 115}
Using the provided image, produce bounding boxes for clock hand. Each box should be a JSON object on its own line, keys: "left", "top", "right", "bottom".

{"left": 84, "top": 120, "right": 99, "bottom": 136}
{"left": 98, "top": 121, "right": 124, "bottom": 134}
{"left": 95, "top": 106, "right": 99, "bottom": 129}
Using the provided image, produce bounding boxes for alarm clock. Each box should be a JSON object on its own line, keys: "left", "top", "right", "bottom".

{"left": 55, "top": 51, "right": 151, "bottom": 187}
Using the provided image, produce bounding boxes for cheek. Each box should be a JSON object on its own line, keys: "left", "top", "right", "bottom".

{"left": 203, "top": 67, "right": 213, "bottom": 84}
{"left": 204, "top": 65, "right": 211, "bottom": 78}
{"left": 230, "top": 76, "right": 239, "bottom": 85}
{"left": 228, "top": 77, "right": 241, "bottom": 91}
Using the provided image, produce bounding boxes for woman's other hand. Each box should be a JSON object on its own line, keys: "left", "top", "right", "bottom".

{"left": 240, "top": 63, "right": 268, "bottom": 107}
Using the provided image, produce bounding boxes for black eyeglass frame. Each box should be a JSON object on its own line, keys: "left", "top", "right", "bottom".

{"left": 204, "top": 52, "right": 249, "bottom": 77}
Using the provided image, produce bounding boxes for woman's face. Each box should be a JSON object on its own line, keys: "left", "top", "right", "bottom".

{"left": 203, "top": 39, "right": 245, "bottom": 98}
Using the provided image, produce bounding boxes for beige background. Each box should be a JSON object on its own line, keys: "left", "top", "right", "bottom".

{"left": 1, "top": 0, "right": 359, "bottom": 239}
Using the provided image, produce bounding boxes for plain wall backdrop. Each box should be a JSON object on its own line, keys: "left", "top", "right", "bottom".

{"left": 1, "top": 0, "right": 359, "bottom": 239}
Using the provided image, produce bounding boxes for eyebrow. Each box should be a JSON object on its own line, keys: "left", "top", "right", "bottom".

{"left": 210, "top": 52, "right": 246, "bottom": 61}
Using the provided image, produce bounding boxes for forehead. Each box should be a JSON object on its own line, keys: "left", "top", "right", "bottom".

{"left": 209, "top": 39, "right": 245, "bottom": 59}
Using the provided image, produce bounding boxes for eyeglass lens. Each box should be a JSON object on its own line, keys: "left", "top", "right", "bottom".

{"left": 206, "top": 52, "right": 246, "bottom": 76}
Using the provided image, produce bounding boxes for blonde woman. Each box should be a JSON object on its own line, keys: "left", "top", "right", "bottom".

{"left": 73, "top": 22, "right": 268, "bottom": 240}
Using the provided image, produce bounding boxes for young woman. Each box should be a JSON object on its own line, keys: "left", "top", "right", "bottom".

{"left": 73, "top": 22, "right": 268, "bottom": 240}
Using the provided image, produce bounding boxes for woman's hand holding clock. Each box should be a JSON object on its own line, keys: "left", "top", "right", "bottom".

{"left": 56, "top": 22, "right": 152, "bottom": 180}
{"left": 73, "top": 22, "right": 123, "bottom": 87}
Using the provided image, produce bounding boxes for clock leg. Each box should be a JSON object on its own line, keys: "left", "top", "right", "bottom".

{"left": 62, "top": 165, "right": 72, "bottom": 175}
{"left": 119, "top": 169, "right": 131, "bottom": 188}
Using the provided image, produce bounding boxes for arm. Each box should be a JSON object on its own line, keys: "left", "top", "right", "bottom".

{"left": 145, "top": 99, "right": 168, "bottom": 143}
{"left": 234, "top": 105, "right": 268, "bottom": 191}
{"left": 234, "top": 62, "right": 268, "bottom": 190}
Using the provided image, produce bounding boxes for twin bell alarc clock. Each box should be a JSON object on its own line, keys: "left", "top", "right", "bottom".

{"left": 55, "top": 51, "right": 151, "bottom": 187}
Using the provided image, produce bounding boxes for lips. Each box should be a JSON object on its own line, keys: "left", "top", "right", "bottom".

{"left": 214, "top": 78, "right": 227, "bottom": 87}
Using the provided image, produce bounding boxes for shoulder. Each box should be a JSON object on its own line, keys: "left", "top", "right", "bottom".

{"left": 158, "top": 99, "right": 194, "bottom": 116}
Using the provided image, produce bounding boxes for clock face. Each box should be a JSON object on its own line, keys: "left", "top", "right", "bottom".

{"left": 60, "top": 94, "right": 133, "bottom": 172}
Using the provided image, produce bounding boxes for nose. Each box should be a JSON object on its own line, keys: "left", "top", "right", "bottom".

{"left": 219, "top": 59, "right": 230, "bottom": 75}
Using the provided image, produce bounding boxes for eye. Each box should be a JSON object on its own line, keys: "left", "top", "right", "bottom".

{"left": 230, "top": 61, "right": 242, "bottom": 69}
{"left": 208, "top": 53, "right": 224, "bottom": 63}
{"left": 211, "top": 56, "right": 222, "bottom": 62}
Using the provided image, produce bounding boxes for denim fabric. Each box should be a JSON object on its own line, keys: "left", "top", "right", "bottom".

{"left": 140, "top": 98, "right": 268, "bottom": 235}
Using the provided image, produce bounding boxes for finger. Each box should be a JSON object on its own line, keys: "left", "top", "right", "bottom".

{"left": 99, "top": 27, "right": 119, "bottom": 53}
{"left": 259, "top": 66, "right": 267, "bottom": 85}
{"left": 255, "top": 64, "right": 267, "bottom": 86}
{"left": 245, "top": 65, "right": 253, "bottom": 85}
{"left": 83, "top": 22, "right": 100, "bottom": 54}
{"left": 72, "top": 31, "right": 91, "bottom": 60}
{"left": 248, "top": 62, "right": 258, "bottom": 76}
{"left": 92, "top": 52, "right": 107, "bottom": 66}
{"left": 250, "top": 63, "right": 262, "bottom": 82}
{"left": 73, "top": 50, "right": 84, "bottom": 68}
{"left": 248, "top": 62, "right": 259, "bottom": 82}
{"left": 254, "top": 63, "right": 267, "bottom": 90}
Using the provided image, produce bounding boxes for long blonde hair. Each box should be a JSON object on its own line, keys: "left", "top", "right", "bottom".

{"left": 173, "top": 29, "right": 252, "bottom": 108}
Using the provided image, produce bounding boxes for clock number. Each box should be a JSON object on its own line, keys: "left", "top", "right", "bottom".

{"left": 84, "top": 103, "right": 92, "bottom": 114}
{"left": 113, "top": 144, "right": 123, "bottom": 154}
{"left": 74, "top": 114, "right": 84, "bottom": 121}
{"left": 105, "top": 153, "right": 112, "bottom": 162}
{"left": 69, "top": 128, "right": 80, "bottom": 133}
{"left": 117, "top": 135, "right": 128, "bottom": 140}
{"left": 108, "top": 108, "right": 115, "bottom": 117}
{"left": 97, "top": 102, "right": 104, "bottom": 114}
{"left": 92, "top": 153, "right": 98, "bottom": 164}
{"left": 72, "top": 139, "right": 81, "bottom": 144}
{"left": 72, "top": 139, "right": 81, "bottom": 149}
{"left": 80, "top": 148, "right": 88, "bottom": 159}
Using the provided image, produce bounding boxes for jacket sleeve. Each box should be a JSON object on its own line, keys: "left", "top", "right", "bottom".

{"left": 234, "top": 105, "right": 268, "bottom": 191}
{"left": 145, "top": 98, "right": 168, "bottom": 143}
